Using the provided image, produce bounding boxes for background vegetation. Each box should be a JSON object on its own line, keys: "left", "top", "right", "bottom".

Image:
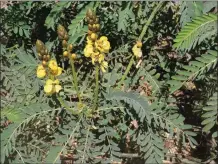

{"left": 0, "top": 1, "right": 217, "bottom": 164}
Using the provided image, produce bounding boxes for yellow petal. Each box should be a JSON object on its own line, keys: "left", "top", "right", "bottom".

{"left": 44, "top": 84, "right": 53, "bottom": 94}
{"left": 37, "top": 70, "right": 46, "bottom": 78}
{"left": 55, "top": 85, "right": 62, "bottom": 93}
{"left": 46, "top": 79, "right": 54, "bottom": 85}
{"left": 100, "top": 36, "right": 108, "bottom": 41}
{"left": 56, "top": 67, "right": 62, "bottom": 76}
{"left": 100, "top": 65, "right": 106, "bottom": 72}
{"left": 98, "top": 54, "right": 104, "bottom": 63}
{"left": 48, "top": 59, "right": 58, "bottom": 71}
{"left": 100, "top": 61, "right": 108, "bottom": 73}
{"left": 54, "top": 79, "right": 60, "bottom": 85}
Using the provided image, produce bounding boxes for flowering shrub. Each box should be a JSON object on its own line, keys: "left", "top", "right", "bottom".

{"left": 1, "top": 1, "right": 217, "bottom": 164}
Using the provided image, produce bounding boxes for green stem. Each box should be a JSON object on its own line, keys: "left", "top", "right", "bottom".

{"left": 93, "top": 65, "right": 99, "bottom": 110}
{"left": 57, "top": 95, "right": 73, "bottom": 113}
{"left": 70, "top": 58, "right": 82, "bottom": 103}
{"left": 138, "top": 2, "right": 165, "bottom": 41}
{"left": 117, "top": 2, "right": 165, "bottom": 88}
{"left": 118, "top": 56, "right": 135, "bottom": 88}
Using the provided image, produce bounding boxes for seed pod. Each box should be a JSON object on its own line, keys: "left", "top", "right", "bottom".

{"left": 67, "top": 44, "right": 73, "bottom": 51}
{"left": 90, "top": 33, "right": 97, "bottom": 41}
{"left": 71, "top": 53, "right": 76, "bottom": 60}
{"left": 63, "top": 51, "right": 68, "bottom": 57}
{"left": 62, "top": 40, "right": 68, "bottom": 48}
{"left": 42, "top": 60, "right": 47, "bottom": 66}
{"left": 38, "top": 53, "right": 42, "bottom": 57}
{"left": 36, "top": 40, "right": 45, "bottom": 53}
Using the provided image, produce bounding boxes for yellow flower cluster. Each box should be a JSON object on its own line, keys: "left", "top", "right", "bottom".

{"left": 132, "top": 41, "right": 143, "bottom": 58}
{"left": 84, "top": 9, "right": 110, "bottom": 72}
{"left": 36, "top": 40, "right": 62, "bottom": 95}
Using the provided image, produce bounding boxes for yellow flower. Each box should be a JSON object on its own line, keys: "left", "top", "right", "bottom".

{"left": 48, "top": 59, "right": 58, "bottom": 71}
{"left": 91, "top": 52, "right": 104, "bottom": 65}
{"left": 44, "top": 79, "right": 62, "bottom": 95}
{"left": 87, "top": 37, "right": 93, "bottom": 45}
{"left": 132, "top": 44, "right": 142, "bottom": 58}
{"left": 95, "top": 36, "right": 110, "bottom": 53}
{"left": 100, "top": 61, "right": 108, "bottom": 73}
{"left": 51, "top": 67, "right": 62, "bottom": 76}
{"left": 84, "top": 44, "right": 94, "bottom": 57}
{"left": 48, "top": 59, "right": 62, "bottom": 76}
{"left": 36, "top": 64, "right": 46, "bottom": 78}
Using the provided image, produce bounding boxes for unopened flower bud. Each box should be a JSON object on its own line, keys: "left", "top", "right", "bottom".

{"left": 71, "top": 53, "right": 76, "bottom": 59}
{"left": 36, "top": 40, "right": 45, "bottom": 53}
{"left": 63, "top": 51, "right": 68, "bottom": 57}
{"left": 62, "top": 40, "right": 68, "bottom": 48}
{"left": 67, "top": 44, "right": 73, "bottom": 51}
{"left": 136, "top": 41, "right": 142, "bottom": 48}
{"left": 88, "top": 24, "right": 93, "bottom": 31}
{"left": 90, "top": 33, "right": 97, "bottom": 41}
{"left": 86, "top": 9, "right": 93, "bottom": 18}
{"left": 42, "top": 60, "right": 47, "bottom": 66}
{"left": 57, "top": 25, "right": 67, "bottom": 40}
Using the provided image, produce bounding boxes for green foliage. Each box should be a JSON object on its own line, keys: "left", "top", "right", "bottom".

{"left": 45, "top": 2, "right": 71, "bottom": 30}
{"left": 117, "top": 2, "right": 135, "bottom": 32}
{"left": 68, "top": 2, "right": 94, "bottom": 44}
{"left": 168, "top": 50, "right": 218, "bottom": 94}
{"left": 174, "top": 14, "right": 217, "bottom": 51}
{"left": 1, "top": 1, "right": 217, "bottom": 164}
{"left": 201, "top": 92, "right": 217, "bottom": 133}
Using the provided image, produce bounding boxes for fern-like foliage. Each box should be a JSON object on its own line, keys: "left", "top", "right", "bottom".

{"left": 1, "top": 104, "right": 55, "bottom": 163}
{"left": 174, "top": 14, "right": 217, "bottom": 51}
{"left": 107, "top": 90, "right": 151, "bottom": 124}
{"left": 179, "top": 1, "right": 203, "bottom": 27}
{"left": 168, "top": 50, "right": 218, "bottom": 94}
{"left": 135, "top": 131, "right": 164, "bottom": 163}
{"left": 117, "top": 2, "right": 135, "bottom": 32}
{"left": 45, "top": 2, "right": 72, "bottom": 30}
{"left": 201, "top": 92, "right": 217, "bottom": 135}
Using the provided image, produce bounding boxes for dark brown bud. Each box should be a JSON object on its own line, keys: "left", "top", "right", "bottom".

{"left": 57, "top": 24, "right": 67, "bottom": 40}
{"left": 88, "top": 24, "right": 93, "bottom": 31}
{"left": 67, "top": 44, "right": 73, "bottom": 51}
{"left": 62, "top": 40, "right": 68, "bottom": 48}
{"left": 64, "top": 34, "right": 69, "bottom": 41}
{"left": 40, "top": 49, "right": 45, "bottom": 55}
{"left": 42, "top": 60, "right": 47, "bottom": 67}
{"left": 87, "top": 30, "right": 92, "bottom": 35}
{"left": 86, "top": 9, "right": 93, "bottom": 18}
{"left": 43, "top": 55, "right": 47, "bottom": 61}
{"left": 88, "top": 19, "right": 94, "bottom": 25}
{"left": 46, "top": 55, "right": 50, "bottom": 60}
